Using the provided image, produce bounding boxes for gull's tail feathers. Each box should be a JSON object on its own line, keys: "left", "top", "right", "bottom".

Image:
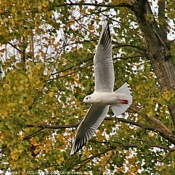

{"left": 111, "top": 83, "right": 132, "bottom": 116}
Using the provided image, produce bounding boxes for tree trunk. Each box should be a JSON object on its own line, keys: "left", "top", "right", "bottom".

{"left": 132, "top": 0, "right": 175, "bottom": 128}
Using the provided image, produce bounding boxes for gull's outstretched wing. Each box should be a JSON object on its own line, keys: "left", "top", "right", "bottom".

{"left": 70, "top": 105, "right": 109, "bottom": 155}
{"left": 94, "top": 21, "right": 114, "bottom": 92}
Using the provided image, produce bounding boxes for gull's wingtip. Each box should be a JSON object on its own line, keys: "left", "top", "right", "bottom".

{"left": 70, "top": 137, "right": 87, "bottom": 155}
{"left": 70, "top": 144, "right": 77, "bottom": 156}
{"left": 102, "top": 19, "right": 109, "bottom": 28}
{"left": 103, "top": 19, "right": 108, "bottom": 24}
{"left": 70, "top": 149, "right": 74, "bottom": 156}
{"left": 70, "top": 142, "right": 77, "bottom": 156}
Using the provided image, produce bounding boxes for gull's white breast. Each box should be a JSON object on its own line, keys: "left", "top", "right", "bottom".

{"left": 91, "top": 92, "right": 118, "bottom": 105}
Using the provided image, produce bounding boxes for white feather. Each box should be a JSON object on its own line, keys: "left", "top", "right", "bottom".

{"left": 111, "top": 83, "right": 132, "bottom": 116}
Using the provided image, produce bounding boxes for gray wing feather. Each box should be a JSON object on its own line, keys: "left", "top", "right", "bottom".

{"left": 70, "top": 105, "right": 109, "bottom": 155}
{"left": 94, "top": 21, "right": 114, "bottom": 92}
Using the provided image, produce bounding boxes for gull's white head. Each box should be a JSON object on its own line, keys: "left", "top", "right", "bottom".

{"left": 82, "top": 95, "right": 92, "bottom": 104}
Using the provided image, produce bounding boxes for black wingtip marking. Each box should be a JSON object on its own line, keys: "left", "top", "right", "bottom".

{"left": 70, "top": 137, "right": 87, "bottom": 155}
{"left": 101, "top": 22, "right": 110, "bottom": 41}
{"left": 100, "top": 21, "right": 111, "bottom": 55}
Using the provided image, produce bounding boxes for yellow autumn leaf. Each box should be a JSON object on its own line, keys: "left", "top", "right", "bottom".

{"left": 111, "top": 0, "right": 126, "bottom": 4}
{"left": 38, "top": 4, "right": 42, "bottom": 11}
{"left": 34, "top": 147, "right": 41, "bottom": 155}
{"left": 0, "top": 48, "right": 6, "bottom": 53}
{"left": 130, "top": 166, "right": 137, "bottom": 173}
{"left": 36, "top": 55, "right": 40, "bottom": 59}
{"left": 28, "top": 73, "right": 32, "bottom": 79}
{"left": 41, "top": 52, "right": 45, "bottom": 58}
{"left": 47, "top": 69, "right": 52, "bottom": 75}
{"left": 48, "top": 92, "right": 54, "bottom": 97}
{"left": 11, "top": 149, "right": 20, "bottom": 160}
{"left": 36, "top": 64, "right": 42, "bottom": 70}
{"left": 147, "top": 110, "right": 155, "bottom": 117}
{"left": 66, "top": 21, "right": 74, "bottom": 27}
{"left": 31, "top": 137, "right": 39, "bottom": 147}
{"left": 56, "top": 157, "right": 64, "bottom": 165}
{"left": 129, "top": 156, "right": 136, "bottom": 164}
{"left": 88, "top": 24, "right": 94, "bottom": 31}
{"left": 3, "top": 111, "right": 8, "bottom": 118}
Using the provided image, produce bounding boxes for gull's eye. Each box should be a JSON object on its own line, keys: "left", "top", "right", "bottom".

{"left": 86, "top": 96, "right": 91, "bottom": 100}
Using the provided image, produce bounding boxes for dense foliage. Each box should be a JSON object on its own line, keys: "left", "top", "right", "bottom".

{"left": 0, "top": 0, "right": 175, "bottom": 174}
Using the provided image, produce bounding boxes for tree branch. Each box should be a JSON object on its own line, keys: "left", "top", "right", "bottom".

{"left": 74, "top": 141, "right": 172, "bottom": 170}
{"left": 113, "top": 43, "right": 146, "bottom": 53}
{"left": 113, "top": 55, "right": 147, "bottom": 60}
{"left": 8, "top": 42, "right": 22, "bottom": 53}
{"left": 158, "top": 0, "right": 167, "bottom": 41}
{"left": 26, "top": 122, "right": 80, "bottom": 129}
{"left": 50, "top": 57, "right": 92, "bottom": 77}
{"left": 23, "top": 128, "right": 44, "bottom": 140}
{"left": 48, "top": 53, "right": 146, "bottom": 82}
{"left": 92, "top": 139, "right": 171, "bottom": 151}
{"left": 159, "top": 147, "right": 175, "bottom": 162}
{"left": 74, "top": 146, "right": 115, "bottom": 171}
{"left": 24, "top": 122, "right": 80, "bottom": 140}
{"left": 55, "top": 2, "right": 133, "bottom": 10}
{"left": 130, "top": 105, "right": 175, "bottom": 144}
{"left": 49, "top": 63, "right": 93, "bottom": 81}
{"left": 24, "top": 105, "right": 175, "bottom": 149}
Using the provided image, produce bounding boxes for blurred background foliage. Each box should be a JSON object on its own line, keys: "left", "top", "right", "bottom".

{"left": 0, "top": 0, "right": 175, "bottom": 174}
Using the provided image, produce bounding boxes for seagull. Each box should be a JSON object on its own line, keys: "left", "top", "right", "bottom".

{"left": 70, "top": 21, "right": 132, "bottom": 155}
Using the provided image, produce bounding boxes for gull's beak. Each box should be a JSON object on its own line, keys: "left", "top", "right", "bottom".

{"left": 82, "top": 101, "right": 85, "bottom": 104}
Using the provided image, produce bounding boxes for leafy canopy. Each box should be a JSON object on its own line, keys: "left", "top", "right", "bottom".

{"left": 0, "top": 0, "right": 175, "bottom": 174}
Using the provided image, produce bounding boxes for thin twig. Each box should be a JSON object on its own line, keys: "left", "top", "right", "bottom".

{"left": 55, "top": 2, "right": 133, "bottom": 10}
{"left": 75, "top": 146, "right": 115, "bottom": 171}
{"left": 50, "top": 57, "right": 92, "bottom": 76}
{"left": 26, "top": 122, "right": 80, "bottom": 129}
{"left": 23, "top": 128, "right": 44, "bottom": 140}
{"left": 8, "top": 42, "right": 22, "bottom": 53}
{"left": 159, "top": 146, "right": 175, "bottom": 162}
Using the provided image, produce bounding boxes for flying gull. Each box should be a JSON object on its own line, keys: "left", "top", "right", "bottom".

{"left": 70, "top": 21, "right": 132, "bottom": 155}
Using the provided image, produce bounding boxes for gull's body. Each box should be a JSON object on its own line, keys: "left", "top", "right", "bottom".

{"left": 84, "top": 91, "right": 130, "bottom": 105}
{"left": 70, "top": 21, "right": 132, "bottom": 155}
